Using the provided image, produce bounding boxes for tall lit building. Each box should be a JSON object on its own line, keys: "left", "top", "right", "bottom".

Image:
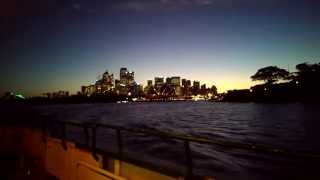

{"left": 118, "top": 67, "right": 136, "bottom": 95}
{"left": 166, "top": 77, "right": 171, "bottom": 84}
{"left": 102, "top": 71, "right": 113, "bottom": 84}
{"left": 201, "top": 84, "right": 206, "bottom": 90}
{"left": 182, "top": 79, "right": 187, "bottom": 87}
{"left": 154, "top": 77, "right": 164, "bottom": 89}
{"left": 101, "top": 71, "right": 114, "bottom": 92}
{"left": 81, "top": 70, "right": 114, "bottom": 95}
{"left": 193, "top": 81, "right": 200, "bottom": 90}
{"left": 120, "top": 67, "right": 128, "bottom": 82}
{"left": 120, "top": 67, "right": 134, "bottom": 86}
{"left": 186, "top": 80, "right": 191, "bottom": 87}
{"left": 81, "top": 67, "right": 139, "bottom": 96}
{"left": 200, "top": 84, "right": 208, "bottom": 96}
{"left": 193, "top": 81, "right": 200, "bottom": 95}
{"left": 144, "top": 80, "right": 154, "bottom": 96}
{"left": 81, "top": 85, "right": 96, "bottom": 96}
{"left": 127, "top": 72, "right": 134, "bottom": 85}
{"left": 182, "top": 79, "right": 192, "bottom": 96}
{"left": 170, "top": 76, "right": 180, "bottom": 87}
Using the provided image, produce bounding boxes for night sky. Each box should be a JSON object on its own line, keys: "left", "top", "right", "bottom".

{"left": 1, "top": 0, "right": 320, "bottom": 96}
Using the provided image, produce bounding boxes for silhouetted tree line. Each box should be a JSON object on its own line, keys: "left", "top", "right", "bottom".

{"left": 222, "top": 62, "right": 320, "bottom": 102}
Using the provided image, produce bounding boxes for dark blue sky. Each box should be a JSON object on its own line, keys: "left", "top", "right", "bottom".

{"left": 1, "top": 0, "right": 319, "bottom": 96}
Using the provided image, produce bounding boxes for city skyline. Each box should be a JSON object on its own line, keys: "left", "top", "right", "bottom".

{"left": 81, "top": 67, "right": 216, "bottom": 98}
{"left": 1, "top": 0, "right": 320, "bottom": 96}
{"left": 0, "top": 63, "right": 314, "bottom": 97}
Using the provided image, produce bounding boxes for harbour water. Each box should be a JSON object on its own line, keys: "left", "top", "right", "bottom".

{"left": 2, "top": 102, "right": 320, "bottom": 179}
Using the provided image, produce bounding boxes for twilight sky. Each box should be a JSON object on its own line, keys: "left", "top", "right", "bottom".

{"left": 1, "top": 0, "right": 320, "bottom": 96}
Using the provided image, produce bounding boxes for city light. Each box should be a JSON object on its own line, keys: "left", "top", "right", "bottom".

{"left": 80, "top": 67, "right": 218, "bottom": 101}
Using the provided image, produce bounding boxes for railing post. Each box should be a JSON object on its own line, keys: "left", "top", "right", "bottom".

{"left": 184, "top": 140, "right": 193, "bottom": 179}
{"left": 116, "top": 129, "right": 123, "bottom": 158}
{"left": 84, "top": 124, "right": 90, "bottom": 146}
{"left": 42, "top": 119, "right": 47, "bottom": 143}
{"left": 91, "top": 124, "right": 98, "bottom": 160}
{"left": 61, "top": 122, "right": 67, "bottom": 150}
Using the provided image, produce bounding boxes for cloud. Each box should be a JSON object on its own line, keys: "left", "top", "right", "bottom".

{"left": 115, "top": 0, "right": 279, "bottom": 12}
{"left": 116, "top": 0, "right": 216, "bottom": 12}
{"left": 118, "top": 1, "right": 159, "bottom": 12}
{"left": 72, "top": 3, "right": 81, "bottom": 11}
{"left": 15, "top": 0, "right": 279, "bottom": 16}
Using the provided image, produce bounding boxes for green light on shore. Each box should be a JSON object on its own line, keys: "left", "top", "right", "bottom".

{"left": 15, "top": 94, "right": 25, "bottom": 99}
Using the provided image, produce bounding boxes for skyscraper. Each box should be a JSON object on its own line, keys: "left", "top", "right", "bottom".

{"left": 193, "top": 81, "right": 200, "bottom": 90}
{"left": 120, "top": 67, "right": 134, "bottom": 86}
{"left": 120, "top": 67, "right": 128, "bottom": 85}
{"left": 166, "top": 77, "right": 171, "bottom": 84}
{"left": 154, "top": 77, "right": 164, "bottom": 89}
{"left": 170, "top": 76, "right": 180, "bottom": 86}
{"left": 193, "top": 81, "right": 200, "bottom": 95}
{"left": 101, "top": 71, "right": 114, "bottom": 92}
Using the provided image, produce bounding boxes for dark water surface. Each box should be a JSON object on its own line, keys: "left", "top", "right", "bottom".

{"left": 2, "top": 102, "right": 320, "bottom": 179}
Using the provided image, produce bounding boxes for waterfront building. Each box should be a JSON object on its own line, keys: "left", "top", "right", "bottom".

{"left": 100, "top": 71, "right": 114, "bottom": 93}
{"left": 182, "top": 79, "right": 191, "bottom": 88}
{"left": 118, "top": 67, "right": 135, "bottom": 95}
{"left": 166, "top": 77, "right": 171, "bottom": 84}
{"left": 174, "top": 86, "right": 182, "bottom": 97}
{"left": 170, "top": 76, "right": 181, "bottom": 87}
{"left": 118, "top": 86, "right": 127, "bottom": 96}
{"left": 182, "top": 79, "right": 192, "bottom": 96}
{"left": 144, "top": 80, "right": 155, "bottom": 96}
{"left": 193, "top": 81, "right": 200, "bottom": 89}
{"left": 120, "top": 67, "right": 134, "bottom": 86}
{"left": 186, "top": 80, "right": 191, "bottom": 87}
{"left": 81, "top": 85, "right": 96, "bottom": 96}
{"left": 95, "top": 82, "right": 102, "bottom": 94}
{"left": 154, "top": 77, "right": 164, "bottom": 89}
{"left": 201, "top": 84, "right": 207, "bottom": 96}
{"left": 201, "top": 84, "right": 206, "bottom": 90}
{"left": 168, "top": 76, "right": 181, "bottom": 96}
{"left": 81, "top": 70, "right": 114, "bottom": 96}
{"left": 127, "top": 72, "right": 134, "bottom": 85}
{"left": 120, "top": 67, "right": 128, "bottom": 84}
{"left": 114, "top": 79, "right": 121, "bottom": 95}
{"left": 115, "top": 79, "right": 120, "bottom": 87}
{"left": 193, "top": 81, "right": 200, "bottom": 95}
{"left": 128, "top": 83, "right": 144, "bottom": 97}
{"left": 182, "top": 79, "right": 187, "bottom": 87}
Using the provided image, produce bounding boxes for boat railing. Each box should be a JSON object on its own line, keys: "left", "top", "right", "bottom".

{"left": 40, "top": 119, "right": 320, "bottom": 179}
